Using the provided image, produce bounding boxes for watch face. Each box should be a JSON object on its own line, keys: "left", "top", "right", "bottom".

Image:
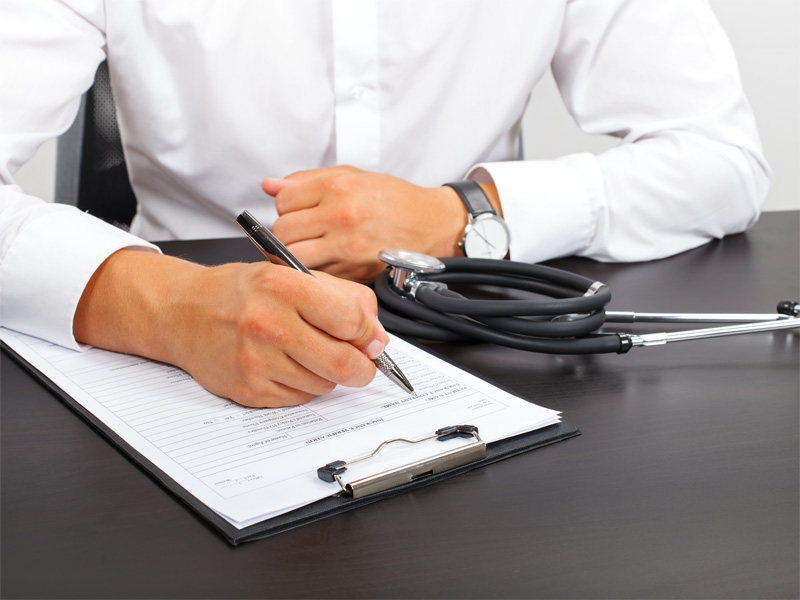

{"left": 463, "top": 214, "right": 510, "bottom": 259}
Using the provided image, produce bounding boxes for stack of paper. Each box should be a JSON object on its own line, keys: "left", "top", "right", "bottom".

{"left": 1, "top": 329, "right": 560, "bottom": 530}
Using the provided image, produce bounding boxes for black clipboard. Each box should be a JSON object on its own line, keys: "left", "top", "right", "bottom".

{"left": 3, "top": 340, "right": 579, "bottom": 546}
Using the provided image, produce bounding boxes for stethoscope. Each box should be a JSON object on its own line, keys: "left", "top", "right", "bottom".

{"left": 374, "top": 249, "right": 800, "bottom": 354}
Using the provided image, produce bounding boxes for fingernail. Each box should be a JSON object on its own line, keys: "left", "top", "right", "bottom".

{"left": 365, "top": 339, "right": 386, "bottom": 360}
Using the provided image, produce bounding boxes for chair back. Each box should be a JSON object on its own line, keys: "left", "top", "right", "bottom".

{"left": 55, "top": 60, "right": 137, "bottom": 229}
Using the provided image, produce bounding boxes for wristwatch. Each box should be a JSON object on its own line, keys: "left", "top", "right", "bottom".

{"left": 444, "top": 180, "right": 510, "bottom": 259}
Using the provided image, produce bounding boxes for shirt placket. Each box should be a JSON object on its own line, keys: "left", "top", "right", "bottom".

{"left": 331, "top": 0, "right": 380, "bottom": 170}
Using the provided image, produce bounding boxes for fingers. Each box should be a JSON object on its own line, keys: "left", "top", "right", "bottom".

{"left": 272, "top": 207, "right": 328, "bottom": 246}
{"left": 358, "top": 316, "right": 390, "bottom": 359}
{"left": 170, "top": 262, "right": 386, "bottom": 409}
{"left": 320, "top": 279, "right": 387, "bottom": 355}
{"left": 286, "top": 327, "right": 378, "bottom": 390}
{"left": 227, "top": 365, "right": 336, "bottom": 408}
{"left": 225, "top": 361, "right": 334, "bottom": 408}
{"left": 261, "top": 271, "right": 385, "bottom": 386}
{"left": 222, "top": 324, "right": 376, "bottom": 408}
{"left": 271, "top": 177, "right": 326, "bottom": 214}
{"left": 295, "top": 274, "right": 385, "bottom": 350}
{"left": 261, "top": 169, "right": 325, "bottom": 212}
{"left": 261, "top": 178, "right": 291, "bottom": 197}
{"left": 263, "top": 166, "right": 363, "bottom": 215}
{"left": 272, "top": 206, "right": 366, "bottom": 273}
{"left": 272, "top": 196, "right": 366, "bottom": 252}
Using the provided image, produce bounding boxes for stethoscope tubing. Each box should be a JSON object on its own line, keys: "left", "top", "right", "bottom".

{"left": 374, "top": 273, "right": 626, "bottom": 354}
{"left": 374, "top": 255, "right": 800, "bottom": 355}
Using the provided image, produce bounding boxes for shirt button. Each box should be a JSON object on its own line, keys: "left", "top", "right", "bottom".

{"left": 348, "top": 85, "right": 365, "bottom": 101}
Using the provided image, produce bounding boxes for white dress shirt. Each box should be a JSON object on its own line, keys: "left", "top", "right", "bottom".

{"left": 0, "top": 0, "right": 771, "bottom": 350}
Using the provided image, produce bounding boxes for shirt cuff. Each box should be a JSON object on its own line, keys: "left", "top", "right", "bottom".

{"left": 0, "top": 206, "right": 159, "bottom": 350}
{"left": 467, "top": 153, "right": 605, "bottom": 263}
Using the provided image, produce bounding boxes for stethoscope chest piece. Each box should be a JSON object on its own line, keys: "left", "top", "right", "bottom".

{"left": 377, "top": 249, "right": 446, "bottom": 298}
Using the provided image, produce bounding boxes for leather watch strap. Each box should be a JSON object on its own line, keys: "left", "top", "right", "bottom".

{"left": 444, "top": 181, "right": 496, "bottom": 217}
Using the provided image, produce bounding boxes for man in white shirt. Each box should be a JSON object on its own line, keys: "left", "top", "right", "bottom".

{"left": 0, "top": 1, "right": 771, "bottom": 407}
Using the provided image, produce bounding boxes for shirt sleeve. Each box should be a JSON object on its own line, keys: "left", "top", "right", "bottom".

{"left": 470, "top": 0, "right": 771, "bottom": 264}
{"left": 0, "top": 0, "right": 160, "bottom": 350}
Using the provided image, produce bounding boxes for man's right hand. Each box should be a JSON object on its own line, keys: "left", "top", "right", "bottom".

{"left": 73, "top": 250, "right": 389, "bottom": 407}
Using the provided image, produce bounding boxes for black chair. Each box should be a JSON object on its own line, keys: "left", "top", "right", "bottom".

{"left": 55, "top": 60, "right": 137, "bottom": 230}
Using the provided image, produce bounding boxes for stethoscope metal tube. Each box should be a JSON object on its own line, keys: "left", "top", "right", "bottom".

{"left": 375, "top": 249, "right": 800, "bottom": 355}
{"left": 606, "top": 311, "right": 794, "bottom": 323}
{"left": 626, "top": 318, "right": 800, "bottom": 347}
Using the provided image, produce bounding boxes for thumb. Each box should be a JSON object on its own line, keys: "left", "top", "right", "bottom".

{"left": 315, "top": 272, "right": 390, "bottom": 360}
{"left": 262, "top": 169, "right": 327, "bottom": 197}
{"left": 261, "top": 178, "right": 292, "bottom": 197}
{"left": 352, "top": 314, "right": 390, "bottom": 360}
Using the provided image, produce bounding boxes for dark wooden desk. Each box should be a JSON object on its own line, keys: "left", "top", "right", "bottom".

{"left": 2, "top": 212, "right": 798, "bottom": 599}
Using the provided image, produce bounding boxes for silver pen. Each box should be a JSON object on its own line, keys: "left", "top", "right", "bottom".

{"left": 235, "top": 210, "right": 415, "bottom": 396}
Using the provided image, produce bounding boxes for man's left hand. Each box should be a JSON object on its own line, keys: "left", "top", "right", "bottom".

{"left": 262, "top": 166, "right": 467, "bottom": 283}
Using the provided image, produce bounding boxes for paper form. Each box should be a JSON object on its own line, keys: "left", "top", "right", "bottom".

{"left": 1, "top": 328, "right": 559, "bottom": 528}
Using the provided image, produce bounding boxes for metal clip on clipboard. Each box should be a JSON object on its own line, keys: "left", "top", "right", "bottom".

{"left": 317, "top": 425, "right": 486, "bottom": 499}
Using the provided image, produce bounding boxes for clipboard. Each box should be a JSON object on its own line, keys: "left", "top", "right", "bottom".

{"left": 2, "top": 339, "right": 579, "bottom": 546}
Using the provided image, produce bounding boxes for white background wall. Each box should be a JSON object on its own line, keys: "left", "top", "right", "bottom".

{"left": 522, "top": 0, "right": 799, "bottom": 212}
{"left": 13, "top": 0, "right": 800, "bottom": 212}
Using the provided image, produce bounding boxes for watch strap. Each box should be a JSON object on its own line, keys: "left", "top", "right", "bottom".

{"left": 444, "top": 181, "right": 496, "bottom": 218}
